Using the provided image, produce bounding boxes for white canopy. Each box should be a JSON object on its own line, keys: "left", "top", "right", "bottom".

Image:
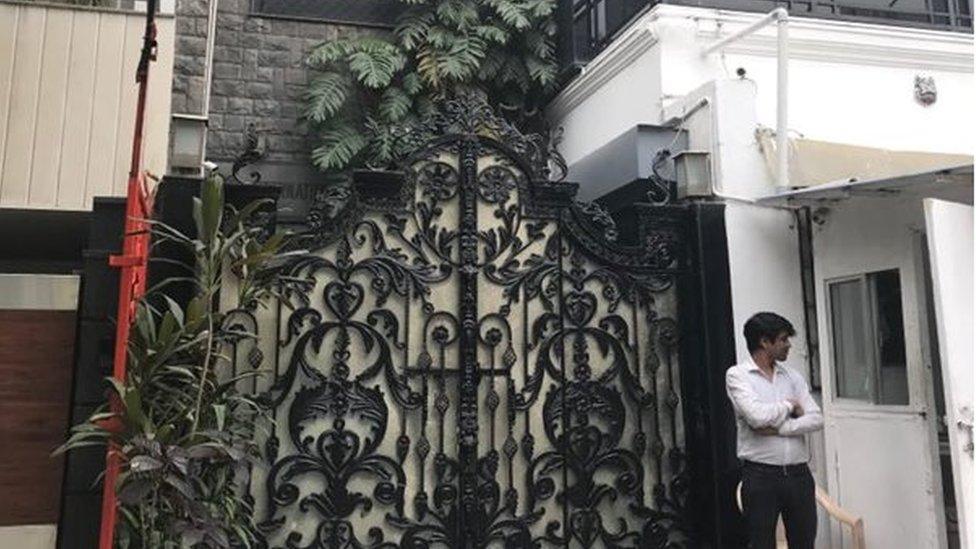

{"left": 756, "top": 129, "right": 973, "bottom": 190}
{"left": 757, "top": 164, "right": 974, "bottom": 206}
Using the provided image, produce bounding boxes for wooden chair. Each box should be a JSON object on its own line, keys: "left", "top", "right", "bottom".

{"left": 735, "top": 481, "right": 866, "bottom": 549}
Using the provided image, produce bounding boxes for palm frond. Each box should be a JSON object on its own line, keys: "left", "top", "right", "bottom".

{"left": 301, "top": 0, "right": 559, "bottom": 175}
{"left": 395, "top": 7, "right": 435, "bottom": 51}
{"left": 474, "top": 24, "right": 509, "bottom": 44}
{"left": 312, "top": 125, "right": 369, "bottom": 170}
{"left": 306, "top": 40, "right": 351, "bottom": 67}
{"left": 304, "top": 72, "right": 350, "bottom": 122}
{"left": 379, "top": 87, "right": 413, "bottom": 122}
{"left": 347, "top": 42, "right": 407, "bottom": 89}
{"left": 525, "top": 54, "right": 557, "bottom": 85}
{"left": 486, "top": 0, "right": 531, "bottom": 29}
{"left": 436, "top": 0, "right": 479, "bottom": 28}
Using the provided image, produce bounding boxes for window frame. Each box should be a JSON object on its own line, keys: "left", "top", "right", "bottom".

{"left": 248, "top": 0, "right": 402, "bottom": 29}
{"left": 825, "top": 268, "right": 911, "bottom": 408}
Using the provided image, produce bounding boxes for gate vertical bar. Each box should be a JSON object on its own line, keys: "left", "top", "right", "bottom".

{"left": 457, "top": 136, "right": 481, "bottom": 548}
{"left": 556, "top": 225, "right": 570, "bottom": 549}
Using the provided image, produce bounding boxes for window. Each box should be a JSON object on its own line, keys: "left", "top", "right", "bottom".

{"left": 250, "top": 0, "right": 404, "bottom": 27}
{"left": 828, "top": 269, "right": 909, "bottom": 405}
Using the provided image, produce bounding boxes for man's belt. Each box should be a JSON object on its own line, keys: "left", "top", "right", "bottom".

{"left": 742, "top": 460, "right": 809, "bottom": 476}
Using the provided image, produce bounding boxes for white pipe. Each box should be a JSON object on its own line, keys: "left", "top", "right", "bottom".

{"left": 701, "top": 9, "right": 786, "bottom": 55}
{"left": 776, "top": 14, "right": 789, "bottom": 189}
{"left": 702, "top": 8, "right": 790, "bottom": 189}
{"left": 663, "top": 97, "right": 710, "bottom": 127}
{"left": 201, "top": 0, "right": 219, "bottom": 116}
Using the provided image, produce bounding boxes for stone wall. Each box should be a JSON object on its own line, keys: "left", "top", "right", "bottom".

{"left": 171, "top": 0, "right": 377, "bottom": 165}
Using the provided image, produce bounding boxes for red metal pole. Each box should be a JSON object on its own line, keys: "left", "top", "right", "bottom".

{"left": 99, "top": 1, "right": 158, "bottom": 547}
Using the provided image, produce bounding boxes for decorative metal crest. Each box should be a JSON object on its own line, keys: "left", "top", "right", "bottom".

{"left": 227, "top": 123, "right": 267, "bottom": 185}
{"left": 645, "top": 149, "right": 677, "bottom": 206}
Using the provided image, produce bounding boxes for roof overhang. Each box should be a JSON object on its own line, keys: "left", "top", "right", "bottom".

{"left": 757, "top": 164, "right": 974, "bottom": 206}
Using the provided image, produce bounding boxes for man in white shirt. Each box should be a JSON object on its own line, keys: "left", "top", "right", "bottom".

{"left": 726, "top": 312, "right": 824, "bottom": 549}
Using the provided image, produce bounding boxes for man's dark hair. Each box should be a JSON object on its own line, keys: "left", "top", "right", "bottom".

{"left": 744, "top": 312, "right": 796, "bottom": 352}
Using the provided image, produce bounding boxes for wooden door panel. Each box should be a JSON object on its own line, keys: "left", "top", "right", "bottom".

{"left": 0, "top": 310, "right": 77, "bottom": 526}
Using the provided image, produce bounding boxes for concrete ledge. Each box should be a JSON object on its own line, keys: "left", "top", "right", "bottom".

{"left": 0, "top": 525, "right": 57, "bottom": 549}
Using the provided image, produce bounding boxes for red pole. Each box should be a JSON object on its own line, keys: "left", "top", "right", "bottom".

{"left": 99, "top": 1, "right": 158, "bottom": 547}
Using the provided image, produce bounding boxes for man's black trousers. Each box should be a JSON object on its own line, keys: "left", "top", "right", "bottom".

{"left": 741, "top": 461, "right": 817, "bottom": 549}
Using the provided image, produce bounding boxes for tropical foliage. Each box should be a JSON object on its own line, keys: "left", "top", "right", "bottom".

{"left": 58, "top": 175, "right": 298, "bottom": 548}
{"left": 304, "top": 0, "right": 559, "bottom": 171}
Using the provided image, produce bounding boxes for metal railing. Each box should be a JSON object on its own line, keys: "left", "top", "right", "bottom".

{"left": 557, "top": 0, "right": 649, "bottom": 69}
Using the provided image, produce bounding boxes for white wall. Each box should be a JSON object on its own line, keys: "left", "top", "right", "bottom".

{"left": 724, "top": 200, "right": 833, "bottom": 545}
{"left": 725, "top": 204, "right": 807, "bottom": 365}
{"left": 548, "top": 23, "right": 663, "bottom": 166}
{"left": 666, "top": 80, "right": 809, "bottom": 365}
{"left": 683, "top": 11, "right": 974, "bottom": 155}
{"left": 548, "top": 5, "right": 972, "bottom": 547}
{"left": 0, "top": 1, "right": 175, "bottom": 211}
{"left": 656, "top": 6, "right": 976, "bottom": 154}
{"left": 549, "top": 4, "right": 974, "bottom": 169}
{"left": 663, "top": 79, "right": 774, "bottom": 197}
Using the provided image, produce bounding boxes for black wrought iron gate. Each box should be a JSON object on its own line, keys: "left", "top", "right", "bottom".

{"left": 251, "top": 103, "right": 694, "bottom": 548}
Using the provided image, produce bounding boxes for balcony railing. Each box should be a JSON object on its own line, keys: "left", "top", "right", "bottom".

{"left": 558, "top": 0, "right": 973, "bottom": 69}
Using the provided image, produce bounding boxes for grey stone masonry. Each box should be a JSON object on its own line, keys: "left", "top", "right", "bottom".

{"left": 171, "top": 0, "right": 382, "bottom": 164}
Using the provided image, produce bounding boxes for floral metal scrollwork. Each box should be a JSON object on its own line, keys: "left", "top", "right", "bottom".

{"left": 253, "top": 114, "right": 692, "bottom": 548}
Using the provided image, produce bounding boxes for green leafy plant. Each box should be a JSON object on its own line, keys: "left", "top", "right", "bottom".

{"left": 304, "top": 0, "right": 559, "bottom": 171}
{"left": 58, "top": 175, "right": 299, "bottom": 548}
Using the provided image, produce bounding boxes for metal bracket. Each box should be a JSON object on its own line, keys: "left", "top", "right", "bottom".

{"left": 958, "top": 406, "right": 974, "bottom": 457}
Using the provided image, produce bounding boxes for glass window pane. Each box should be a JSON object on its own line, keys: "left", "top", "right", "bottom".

{"left": 871, "top": 270, "right": 909, "bottom": 405}
{"left": 830, "top": 279, "right": 872, "bottom": 401}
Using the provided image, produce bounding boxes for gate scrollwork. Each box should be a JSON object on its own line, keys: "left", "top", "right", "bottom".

{"left": 249, "top": 99, "right": 692, "bottom": 549}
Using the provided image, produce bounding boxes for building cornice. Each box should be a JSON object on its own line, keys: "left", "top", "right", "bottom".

{"left": 547, "top": 21, "right": 659, "bottom": 121}
{"left": 685, "top": 5, "right": 974, "bottom": 72}
{"left": 548, "top": 4, "right": 974, "bottom": 121}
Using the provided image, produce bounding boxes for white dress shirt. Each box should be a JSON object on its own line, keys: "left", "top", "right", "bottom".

{"left": 725, "top": 357, "right": 824, "bottom": 465}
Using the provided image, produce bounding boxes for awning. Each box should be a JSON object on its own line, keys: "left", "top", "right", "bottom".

{"left": 757, "top": 164, "right": 974, "bottom": 206}
{"left": 756, "top": 129, "right": 973, "bottom": 189}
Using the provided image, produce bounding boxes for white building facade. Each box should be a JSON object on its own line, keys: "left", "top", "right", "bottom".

{"left": 549, "top": 3, "right": 973, "bottom": 548}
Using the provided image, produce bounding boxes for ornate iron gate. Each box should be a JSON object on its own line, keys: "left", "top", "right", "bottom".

{"left": 251, "top": 101, "right": 693, "bottom": 548}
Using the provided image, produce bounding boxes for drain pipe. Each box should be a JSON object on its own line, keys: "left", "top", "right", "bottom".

{"left": 202, "top": 0, "right": 218, "bottom": 116}
{"left": 702, "top": 8, "right": 790, "bottom": 188}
